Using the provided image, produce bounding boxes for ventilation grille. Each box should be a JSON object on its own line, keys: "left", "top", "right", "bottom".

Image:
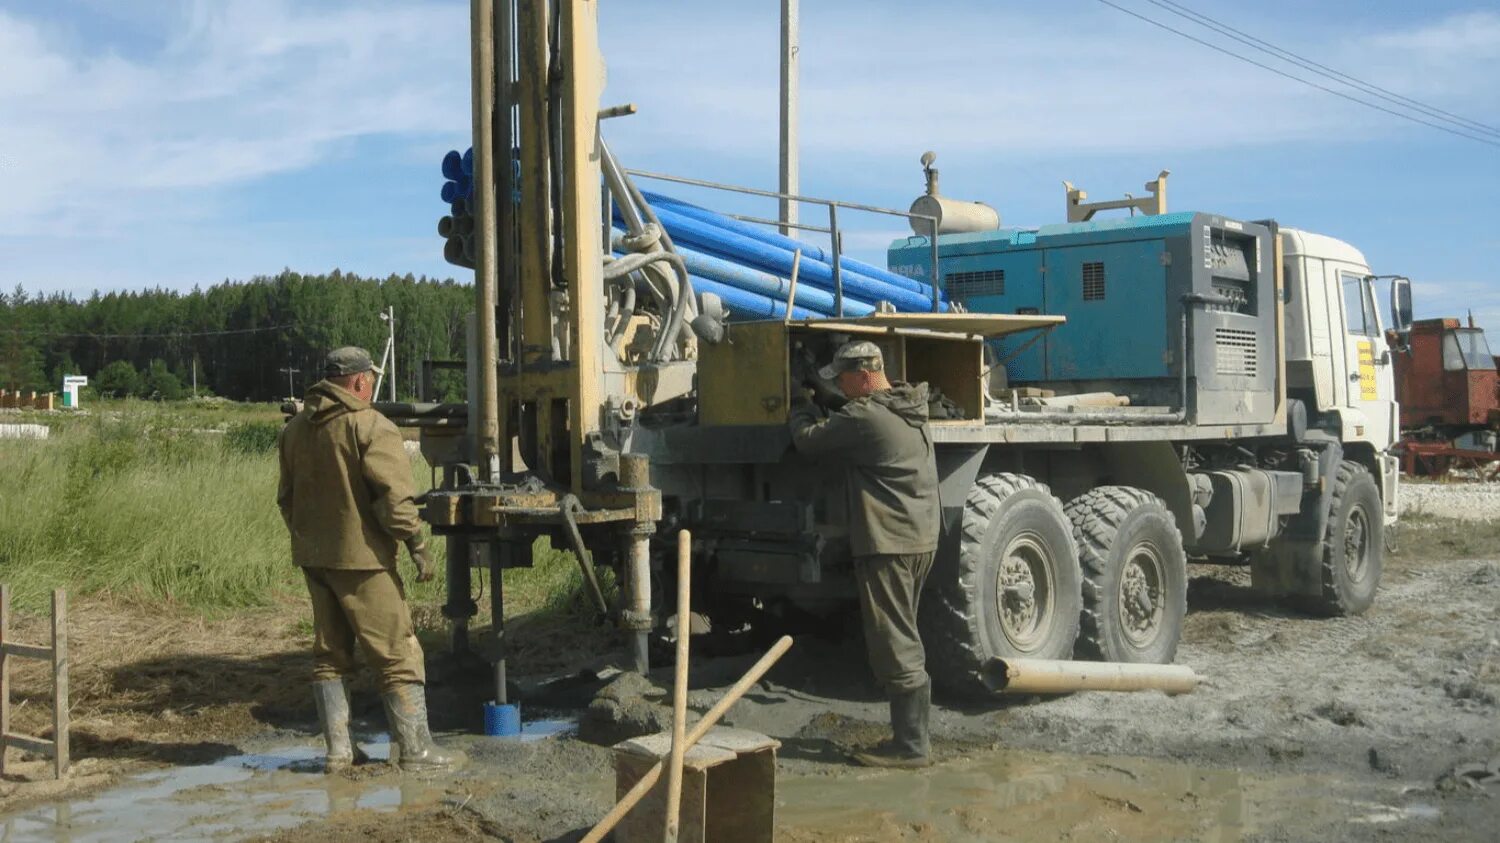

{"left": 1215, "top": 328, "right": 1258, "bottom": 377}
{"left": 1082, "top": 262, "right": 1106, "bottom": 300}
{"left": 946, "top": 268, "right": 1005, "bottom": 300}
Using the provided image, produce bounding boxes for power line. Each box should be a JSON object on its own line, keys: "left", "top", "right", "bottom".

{"left": 1145, "top": 0, "right": 1500, "bottom": 140}
{"left": 4, "top": 323, "right": 299, "bottom": 340}
{"left": 1091, "top": 0, "right": 1500, "bottom": 150}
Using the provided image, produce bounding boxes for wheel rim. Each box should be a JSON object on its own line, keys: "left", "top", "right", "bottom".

{"left": 995, "top": 531, "right": 1055, "bottom": 651}
{"left": 1344, "top": 504, "right": 1372, "bottom": 583}
{"left": 1117, "top": 541, "right": 1165, "bottom": 649}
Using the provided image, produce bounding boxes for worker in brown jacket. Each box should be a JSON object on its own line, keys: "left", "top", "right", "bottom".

{"left": 278, "top": 346, "right": 457, "bottom": 773}
{"left": 790, "top": 340, "right": 940, "bottom": 768}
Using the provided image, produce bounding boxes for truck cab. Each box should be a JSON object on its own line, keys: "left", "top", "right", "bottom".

{"left": 1280, "top": 228, "right": 1401, "bottom": 521}
{"left": 1388, "top": 317, "right": 1499, "bottom": 440}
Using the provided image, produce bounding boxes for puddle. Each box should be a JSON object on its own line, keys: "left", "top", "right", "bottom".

{"left": 0, "top": 719, "right": 581, "bottom": 843}
{"left": 776, "top": 751, "right": 1439, "bottom": 842}
{"left": 0, "top": 738, "right": 422, "bottom": 842}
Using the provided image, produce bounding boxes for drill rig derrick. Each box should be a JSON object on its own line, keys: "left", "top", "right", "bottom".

{"left": 416, "top": 0, "right": 689, "bottom": 676}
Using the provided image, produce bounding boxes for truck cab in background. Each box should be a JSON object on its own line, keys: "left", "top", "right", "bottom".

{"left": 1388, "top": 317, "right": 1499, "bottom": 450}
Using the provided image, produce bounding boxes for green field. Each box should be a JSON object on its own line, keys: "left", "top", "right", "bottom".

{"left": 0, "top": 402, "right": 589, "bottom": 620}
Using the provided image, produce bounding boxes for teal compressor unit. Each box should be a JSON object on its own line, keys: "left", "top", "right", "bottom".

{"left": 888, "top": 212, "right": 1277, "bottom": 427}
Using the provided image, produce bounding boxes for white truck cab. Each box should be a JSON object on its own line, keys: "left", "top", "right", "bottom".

{"left": 1281, "top": 228, "right": 1401, "bottom": 521}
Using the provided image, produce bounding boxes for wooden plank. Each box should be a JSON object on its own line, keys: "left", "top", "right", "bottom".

{"left": 1, "top": 583, "right": 9, "bottom": 778}
{"left": 1, "top": 732, "right": 55, "bottom": 756}
{"left": 52, "top": 589, "right": 68, "bottom": 778}
{"left": 3, "top": 643, "right": 53, "bottom": 661}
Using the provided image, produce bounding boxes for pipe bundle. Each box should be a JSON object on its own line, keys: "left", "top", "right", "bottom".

{"left": 436, "top": 147, "right": 947, "bottom": 321}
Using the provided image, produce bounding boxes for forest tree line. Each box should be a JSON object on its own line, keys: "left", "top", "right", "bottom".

{"left": 0, "top": 270, "right": 473, "bottom": 402}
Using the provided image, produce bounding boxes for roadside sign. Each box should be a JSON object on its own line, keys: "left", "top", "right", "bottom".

{"left": 62, "top": 375, "right": 88, "bottom": 409}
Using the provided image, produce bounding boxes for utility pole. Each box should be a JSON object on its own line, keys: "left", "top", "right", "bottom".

{"left": 779, "top": 0, "right": 799, "bottom": 235}
{"left": 191, "top": 356, "right": 198, "bottom": 398}
{"left": 279, "top": 365, "right": 300, "bottom": 400}
{"left": 375, "top": 305, "right": 397, "bottom": 401}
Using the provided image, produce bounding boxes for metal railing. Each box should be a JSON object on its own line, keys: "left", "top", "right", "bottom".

{"left": 623, "top": 169, "right": 944, "bottom": 315}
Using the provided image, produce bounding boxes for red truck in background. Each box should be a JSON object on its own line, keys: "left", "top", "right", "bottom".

{"left": 1390, "top": 316, "right": 1500, "bottom": 476}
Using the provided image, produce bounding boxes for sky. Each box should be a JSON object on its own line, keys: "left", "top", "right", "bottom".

{"left": 1, "top": 0, "right": 1498, "bottom": 328}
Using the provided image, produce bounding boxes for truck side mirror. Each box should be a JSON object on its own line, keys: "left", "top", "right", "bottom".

{"left": 1389, "top": 277, "right": 1413, "bottom": 335}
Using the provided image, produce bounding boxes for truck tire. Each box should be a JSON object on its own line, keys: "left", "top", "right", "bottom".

{"left": 922, "top": 473, "right": 1082, "bottom": 698}
{"left": 1064, "top": 487, "right": 1187, "bottom": 664}
{"left": 1308, "top": 460, "right": 1383, "bottom": 616}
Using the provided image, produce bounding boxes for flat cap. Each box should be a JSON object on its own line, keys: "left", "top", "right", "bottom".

{"left": 323, "top": 346, "right": 383, "bottom": 378}
{"left": 818, "top": 340, "right": 885, "bottom": 380}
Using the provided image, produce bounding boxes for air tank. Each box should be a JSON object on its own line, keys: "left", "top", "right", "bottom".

{"left": 908, "top": 151, "right": 1000, "bottom": 235}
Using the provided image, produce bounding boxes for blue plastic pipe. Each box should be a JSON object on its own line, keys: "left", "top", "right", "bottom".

{"left": 611, "top": 231, "right": 874, "bottom": 317}
{"left": 620, "top": 204, "right": 938, "bottom": 313}
{"left": 442, "top": 150, "right": 464, "bottom": 181}
{"left": 640, "top": 191, "right": 938, "bottom": 299}
{"left": 692, "top": 275, "right": 824, "bottom": 321}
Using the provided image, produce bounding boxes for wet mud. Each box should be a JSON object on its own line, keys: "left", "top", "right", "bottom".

{"left": 2, "top": 518, "right": 1498, "bottom": 841}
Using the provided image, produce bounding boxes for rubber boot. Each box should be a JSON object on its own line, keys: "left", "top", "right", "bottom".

{"left": 381, "top": 683, "right": 461, "bottom": 773}
{"left": 853, "top": 680, "right": 932, "bottom": 769}
{"left": 313, "top": 679, "right": 359, "bottom": 772}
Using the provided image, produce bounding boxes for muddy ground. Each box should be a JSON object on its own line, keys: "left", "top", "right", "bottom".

{"left": 3, "top": 504, "right": 1498, "bottom": 841}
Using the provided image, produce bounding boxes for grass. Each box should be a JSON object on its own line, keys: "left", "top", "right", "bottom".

{"left": 1393, "top": 513, "right": 1500, "bottom": 561}
{"left": 0, "top": 403, "right": 595, "bottom": 621}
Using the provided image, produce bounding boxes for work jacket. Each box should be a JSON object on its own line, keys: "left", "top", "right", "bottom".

{"left": 789, "top": 382, "right": 940, "bottom": 557}
{"left": 277, "top": 380, "right": 420, "bottom": 570}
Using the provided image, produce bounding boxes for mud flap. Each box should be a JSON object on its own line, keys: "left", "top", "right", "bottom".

{"left": 937, "top": 445, "right": 989, "bottom": 532}
{"left": 1251, "top": 441, "right": 1342, "bottom": 598}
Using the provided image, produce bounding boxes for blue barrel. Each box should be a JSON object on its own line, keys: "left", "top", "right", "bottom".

{"left": 484, "top": 701, "right": 521, "bottom": 736}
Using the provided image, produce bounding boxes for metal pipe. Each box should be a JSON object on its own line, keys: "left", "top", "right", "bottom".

{"left": 627, "top": 533, "right": 651, "bottom": 673}
{"left": 559, "top": 496, "right": 612, "bottom": 619}
{"left": 580, "top": 635, "right": 795, "bottom": 843}
{"left": 980, "top": 657, "right": 1199, "bottom": 695}
{"left": 664, "top": 530, "right": 693, "bottom": 843}
{"left": 778, "top": 0, "right": 798, "bottom": 236}
{"left": 497, "top": 0, "right": 517, "bottom": 365}
{"left": 726, "top": 213, "right": 830, "bottom": 235}
{"left": 929, "top": 220, "right": 941, "bottom": 312}
{"left": 783, "top": 249, "right": 802, "bottom": 325}
{"left": 372, "top": 401, "right": 469, "bottom": 418}
{"left": 470, "top": 0, "right": 502, "bottom": 480}
{"left": 492, "top": 542, "right": 508, "bottom": 706}
{"left": 828, "top": 204, "right": 843, "bottom": 317}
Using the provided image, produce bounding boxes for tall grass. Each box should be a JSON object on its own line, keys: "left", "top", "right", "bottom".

{"left": 0, "top": 405, "right": 601, "bottom": 620}
{"left": 0, "top": 410, "right": 295, "bottom": 611}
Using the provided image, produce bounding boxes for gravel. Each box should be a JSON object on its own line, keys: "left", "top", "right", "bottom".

{"left": 1400, "top": 481, "right": 1500, "bottom": 521}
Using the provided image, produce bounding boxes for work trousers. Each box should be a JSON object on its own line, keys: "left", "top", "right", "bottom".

{"left": 853, "top": 551, "right": 936, "bottom": 694}
{"left": 303, "top": 567, "right": 426, "bottom": 692}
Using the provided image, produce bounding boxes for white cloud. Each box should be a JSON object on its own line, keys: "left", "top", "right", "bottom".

{"left": 2, "top": 1, "right": 1497, "bottom": 296}
{"left": 601, "top": 4, "right": 1500, "bottom": 160}
{"left": 0, "top": 1, "right": 469, "bottom": 238}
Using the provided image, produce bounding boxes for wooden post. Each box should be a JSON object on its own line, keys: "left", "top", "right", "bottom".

{"left": 0, "top": 585, "right": 70, "bottom": 779}
{"left": 664, "top": 530, "right": 692, "bottom": 843}
{"left": 51, "top": 589, "right": 68, "bottom": 778}
{"left": 1, "top": 583, "right": 10, "bottom": 778}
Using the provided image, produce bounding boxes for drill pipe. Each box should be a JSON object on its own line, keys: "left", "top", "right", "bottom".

{"left": 981, "top": 657, "right": 1199, "bottom": 695}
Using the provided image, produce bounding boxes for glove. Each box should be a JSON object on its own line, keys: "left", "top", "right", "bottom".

{"left": 406, "top": 536, "right": 436, "bottom": 583}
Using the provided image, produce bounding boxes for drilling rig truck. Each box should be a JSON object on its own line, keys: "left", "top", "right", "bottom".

{"left": 390, "top": 0, "right": 1409, "bottom": 698}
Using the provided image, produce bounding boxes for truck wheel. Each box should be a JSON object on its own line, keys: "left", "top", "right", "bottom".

{"left": 1064, "top": 487, "right": 1187, "bottom": 664}
{"left": 1310, "top": 461, "right": 1383, "bottom": 616}
{"left": 922, "top": 473, "right": 1082, "bottom": 698}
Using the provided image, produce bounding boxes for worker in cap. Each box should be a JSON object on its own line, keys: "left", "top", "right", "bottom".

{"left": 277, "top": 346, "right": 458, "bottom": 773}
{"left": 791, "top": 340, "right": 940, "bottom": 768}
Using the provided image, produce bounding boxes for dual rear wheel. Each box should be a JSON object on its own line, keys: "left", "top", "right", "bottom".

{"left": 922, "top": 474, "right": 1186, "bottom": 698}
